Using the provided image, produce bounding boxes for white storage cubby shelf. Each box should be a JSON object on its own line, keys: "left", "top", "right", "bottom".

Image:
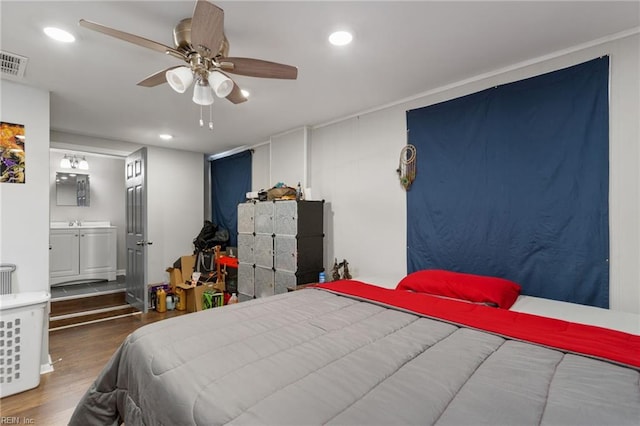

{"left": 237, "top": 200, "right": 324, "bottom": 301}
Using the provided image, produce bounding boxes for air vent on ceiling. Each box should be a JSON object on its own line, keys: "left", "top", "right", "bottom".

{"left": 1, "top": 51, "right": 28, "bottom": 79}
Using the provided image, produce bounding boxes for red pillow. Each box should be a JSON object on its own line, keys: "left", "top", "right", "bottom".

{"left": 396, "top": 269, "right": 521, "bottom": 309}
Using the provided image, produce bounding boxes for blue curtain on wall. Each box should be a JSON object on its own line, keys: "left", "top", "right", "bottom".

{"left": 406, "top": 57, "right": 609, "bottom": 307}
{"left": 211, "top": 150, "right": 252, "bottom": 247}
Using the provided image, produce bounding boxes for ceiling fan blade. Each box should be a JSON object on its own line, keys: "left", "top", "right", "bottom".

{"left": 226, "top": 82, "right": 248, "bottom": 104}
{"left": 221, "top": 57, "right": 298, "bottom": 79}
{"left": 137, "top": 66, "right": 181, "bottom": 87}
{"left": 79, "top": 19, "right": 184, "bottom": 58}
{"left": 191, "top": 0, "right": 225, "bottom": 57}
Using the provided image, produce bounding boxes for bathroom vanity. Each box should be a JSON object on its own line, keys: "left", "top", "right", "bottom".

{"left": 49, "top": 221, "right": 117, "bottom": 286}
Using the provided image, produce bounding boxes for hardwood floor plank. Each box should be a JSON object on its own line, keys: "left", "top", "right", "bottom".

{"left": 0, "top": 309, "right": 186, "bottom": 424}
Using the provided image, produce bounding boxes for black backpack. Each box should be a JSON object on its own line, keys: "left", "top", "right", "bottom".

{"left": 193, "top": 220, "right": 230, "bottom": 252}
{"left": 193, "top": 221, "right": 218, "bottom": 251}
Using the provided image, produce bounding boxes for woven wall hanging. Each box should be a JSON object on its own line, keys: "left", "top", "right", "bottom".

{"left": 397, "top": 144, "right": 417, "bottom": 190}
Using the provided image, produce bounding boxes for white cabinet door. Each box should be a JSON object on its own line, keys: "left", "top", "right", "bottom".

{"left": 50, "top": 229, "right": 80, "bottom": 278}
{"left": 79, "top": 228, "right": 117, "bottom": 274}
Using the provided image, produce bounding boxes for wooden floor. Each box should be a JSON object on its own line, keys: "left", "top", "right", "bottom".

{"left": 0, "top": 309, "right": 186, "bottom": 425}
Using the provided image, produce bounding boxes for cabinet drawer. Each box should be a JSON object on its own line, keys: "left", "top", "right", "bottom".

{"left": 274, "top": 270, "right": 296, "bottom": 294}
{"left": 254, "top": 202, "right": 274, "bottom": 234}
{"left": 255, "top": 266, "right": 274, "bottom": 298}
{"left": 274, "top": 200, "right": 297, "bottom": 235}
{"left": 237, "top": 202, "right": 255, "bottom": 234}
{"left": 237, "top": 233, "right": 254, "bottom": 264}
{"left": 274, "top": 236, "right": 296, "bottom": 272}
{"left": 238, "top": 262, "right": 255, "bottom": 297}
{"left": 254, "top": 234, "right": 273, "bottom": 268}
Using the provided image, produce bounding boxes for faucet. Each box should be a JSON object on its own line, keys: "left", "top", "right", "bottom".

{"left": 69, "top": 219, "right": 82, "bottom": 226}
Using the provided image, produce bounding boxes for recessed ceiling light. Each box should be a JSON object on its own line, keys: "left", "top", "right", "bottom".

{"left": 329, "top": 31, "right": 353, "bottom": 46}
{"left": 43, "top": 27, "right": 75, "bottom": 43}
{"left": 241, "top": 89, "right": 250, "bottom": 98}
{"left": 159, "top": 134, "right": 173, "bottom": 140}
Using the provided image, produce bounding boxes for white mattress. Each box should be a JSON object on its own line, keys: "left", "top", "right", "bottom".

{"left": 354, "top": 275, "right": 639, "bottom": 335}
{"left": 511, "top": 295, "right": 640, "bottom": 335}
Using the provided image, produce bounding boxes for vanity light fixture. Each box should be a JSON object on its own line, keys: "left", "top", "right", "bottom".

{"left": 159, "top": 134, "right": 173, "bottom": 141}
{"left": 44, "top": 27, "right": 76, "bottom": 43}
{"left": 60, "top": 154, "right": 89, "bottom": 170}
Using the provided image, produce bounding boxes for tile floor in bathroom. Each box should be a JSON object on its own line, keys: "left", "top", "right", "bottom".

{"left": 50, "top": 275, "right": 126, "bottom": 299}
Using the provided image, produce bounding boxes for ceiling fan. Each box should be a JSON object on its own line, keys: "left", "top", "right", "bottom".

{"left": 79, "top": 0, "right": 297, "bottom": 109}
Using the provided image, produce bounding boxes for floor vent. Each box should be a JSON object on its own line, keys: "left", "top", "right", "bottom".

{"left": 1, "top": 51, "right": 28, "bottom": 79}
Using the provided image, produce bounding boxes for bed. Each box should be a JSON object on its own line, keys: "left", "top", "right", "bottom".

{"left": 70, "top": 278, "right": 640, "bottom": 426}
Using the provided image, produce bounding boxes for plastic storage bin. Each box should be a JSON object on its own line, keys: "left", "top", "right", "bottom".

{"left": 0, "top": 291, "right": 50, "bottom": 398}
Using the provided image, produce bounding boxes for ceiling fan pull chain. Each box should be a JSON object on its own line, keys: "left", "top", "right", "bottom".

{"left": 199, "top": 105, "right": 204, "bottom": 127}
{"left": 209, "top": 105, "right": 214, "bottom": 130}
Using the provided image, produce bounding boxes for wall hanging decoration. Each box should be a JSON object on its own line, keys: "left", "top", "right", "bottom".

{"left": 396, "top": 144, "right": 416, "bottom": 190}
{"left": 0, "top": 122, "right": 25, "bottom": 184}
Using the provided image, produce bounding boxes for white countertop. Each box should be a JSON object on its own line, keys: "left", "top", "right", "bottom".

{"left": 51, "top": 221, "right": 112, "bottom": 228}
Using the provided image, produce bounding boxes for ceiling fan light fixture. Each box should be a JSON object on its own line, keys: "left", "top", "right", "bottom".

{"left": 193, "top": 80, "right": 214, "bottom": 106}
{"left": 208, "top": 71, "right": 234, "bottom": 98}
{"left": 166, "top": 66, "right": 194, "bottom": 93}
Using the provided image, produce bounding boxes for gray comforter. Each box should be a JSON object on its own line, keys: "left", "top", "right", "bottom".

{"left": 70, "top": 287, "right": 640, "bottom": 426}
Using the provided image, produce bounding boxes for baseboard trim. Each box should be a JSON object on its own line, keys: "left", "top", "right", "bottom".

{"left": 49, "top": 311, "right": 142, "bottom": 332}
{"left": 50, "top": 304, "right": 132, "bottom": 321}
{"left": 41, "top": 354, "right": 54, "bottom": 375}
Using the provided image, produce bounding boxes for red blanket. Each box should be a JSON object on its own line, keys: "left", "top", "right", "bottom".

{"left": 315, "top": 280, "right": 640, "bottom": 369}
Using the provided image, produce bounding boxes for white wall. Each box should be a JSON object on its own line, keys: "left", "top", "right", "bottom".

{"left": 310, "top": 109, "right": 408, "bottom": 287}
{"left": 251, "top": 143, "right": 270, "bottom": 191}
{"left": 270, "top": 127, "right": 308, "bottom": 188}
{"left": 253, "top": 33, "right": 640, "bottom": 314}
{"left": 49, "top": 151, "right": 126, "bottom": 271}
{"left": 0, "top": 80, "right": 51, "bottom": 367}
{"left": 146, "top": 146, "right": 204, "bottom": 284}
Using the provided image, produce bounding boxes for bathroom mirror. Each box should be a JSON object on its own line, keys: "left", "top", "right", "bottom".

{"left": 56, "top": 172, "right": 90, "bottom": 206}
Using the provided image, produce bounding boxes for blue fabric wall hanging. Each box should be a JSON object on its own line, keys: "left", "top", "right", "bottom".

{"left": 211, "top": 150, "right": 252, "bottom": 247}
{"left": 406, "top": 57, "right": 610, "bottom": 307}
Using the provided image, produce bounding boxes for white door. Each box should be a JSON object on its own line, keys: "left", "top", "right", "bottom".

{"left": 125, "top": 148, "right": 149, "bottom": 312}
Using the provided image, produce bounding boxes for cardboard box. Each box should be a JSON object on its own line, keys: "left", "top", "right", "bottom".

{"left": 166, "top": 267, "right": 183, "bottom": 289}
{"left": 176, "top": 281, "right": 225, "bottom": 313}
{"left": 177, "top": 255, "right": 196, "bottom": 283}
{"left": 166, "top": 255, "right": 197, "bottom": 289}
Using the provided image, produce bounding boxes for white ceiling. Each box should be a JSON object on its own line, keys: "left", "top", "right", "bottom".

{"left": 1, "top": 1, "right": 639, "bottom": 155}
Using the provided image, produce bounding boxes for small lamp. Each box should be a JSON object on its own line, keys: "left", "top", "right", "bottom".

{"left": 192, "top": 79, "right": 214, "bottom": 106}
{"left": 166, "top": 66, "right": 194, "bottom": 94}
{"left": 209, "top": 71, "right": 233, "bottom": 98}
{"left": 60, "top": 155, "right": 72, "bottom": 169}
{"left": 78, "top": 156, "right": 89, "bottom": 170}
